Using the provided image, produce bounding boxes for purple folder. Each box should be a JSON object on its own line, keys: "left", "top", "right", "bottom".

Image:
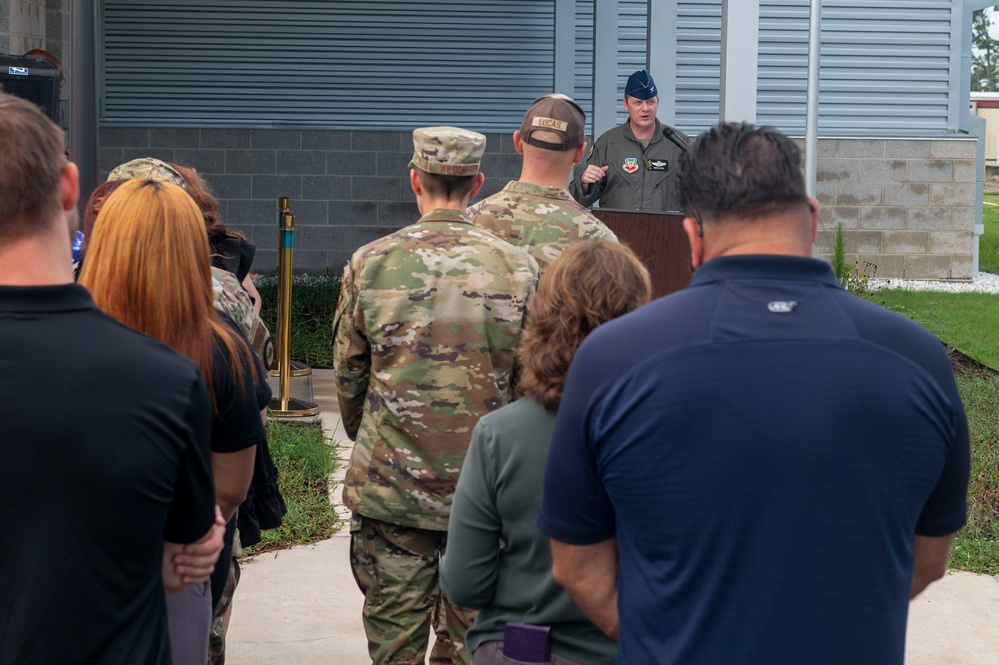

{"left": 503, "top": 622, "right": 551, "bottom": 663}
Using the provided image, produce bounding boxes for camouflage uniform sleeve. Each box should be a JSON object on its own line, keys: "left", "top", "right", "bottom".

{"left": 332, "top": 260, "right": 369, "bottom": 441}
{"left": 509, "top": 255, "right": 540, "bottom": 392}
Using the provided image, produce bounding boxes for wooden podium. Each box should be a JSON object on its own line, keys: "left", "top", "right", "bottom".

{"left": 592, "top": 208, "right": 692, "bottom": 298}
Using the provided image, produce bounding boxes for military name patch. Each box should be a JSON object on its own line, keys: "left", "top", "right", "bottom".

{"left": 532, "top": 116, "right": 568, "bottom": 131}
{"left": 647, "top": 159, "right": 669, "bottom": 171}
{"left": 623, "top": 157, "right": 639, "bottom": 173}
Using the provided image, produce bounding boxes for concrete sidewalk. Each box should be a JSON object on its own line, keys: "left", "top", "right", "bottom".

{"left": 231, "top": 370, "right": 999, "bottom": 664}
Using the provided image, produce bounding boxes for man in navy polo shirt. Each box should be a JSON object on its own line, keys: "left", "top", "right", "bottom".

{"left": 539, "top": 122, "right": 969, "bottom": 664}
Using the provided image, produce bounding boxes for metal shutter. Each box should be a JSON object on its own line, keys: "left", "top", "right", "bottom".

{"left": 101, "top": 0, "right": 558, "bottom": 130}
{"left": 757, "top": 0, "right": 953, "bottom": 134}
{"left": 676, "top": 0, "right": 722, "bottom": 133}
{"left": 675, "top": 0, "right": 954, "bottom": 136}
{"left": 575, "top": 0, "right": 595, "bottom": 131}
{"left": 572, "top": 0, "right": 652, "bottom": 130}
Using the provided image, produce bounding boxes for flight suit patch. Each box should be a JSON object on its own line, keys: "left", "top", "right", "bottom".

{"left": 623, "top": 157, "right": 639, "bottom": 173}
{"left": 647, "top": 159, "right": 669, "bottom": 171}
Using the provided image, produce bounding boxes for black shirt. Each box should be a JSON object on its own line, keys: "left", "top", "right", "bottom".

{"left": 0, "top": 284, "right": 215, "bottom": 665}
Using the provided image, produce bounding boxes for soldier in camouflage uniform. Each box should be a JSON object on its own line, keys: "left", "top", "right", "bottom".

{"left": 212, "top": 267, "right": 274, "bottom": 371}
{"left": 208, "top": 268, "right": 270, "bottom": 665}
{"left": 467, "top": 94, "right": 616, "bottom": 272}
{"left": 334, "top": 127, "right": 538, "bottom": 665}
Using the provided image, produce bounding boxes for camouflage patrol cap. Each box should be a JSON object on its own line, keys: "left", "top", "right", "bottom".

{"left": 520, "top": 93, "right": 585, "bottom": 151}
{"left": 107, "top": 157, "right": 186, "bottom": 189}
{"left": 409, "top": 126, "right": 486, "bottom": 176}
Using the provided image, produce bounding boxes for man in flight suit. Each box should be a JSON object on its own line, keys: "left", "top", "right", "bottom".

{"left": 570, "top": 69, "right": 689, "bottom": 212}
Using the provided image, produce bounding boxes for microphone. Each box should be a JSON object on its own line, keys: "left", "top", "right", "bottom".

{"left": 663, "top": 127, "right": 689, "bottom": 152}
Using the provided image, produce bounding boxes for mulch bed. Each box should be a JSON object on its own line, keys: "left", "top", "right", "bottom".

{"left": 948, "top": 346, "right": 999, "bottom": 378}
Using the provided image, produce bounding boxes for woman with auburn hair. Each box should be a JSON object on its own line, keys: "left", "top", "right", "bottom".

{"left": 78, "top": 178, "right": 269, "bottom": 665}
{"left": 441, "top": 240, "right": 651, "bottom": 665}
{"left": 82, "top": 180, "right": 123, "bottom": 247}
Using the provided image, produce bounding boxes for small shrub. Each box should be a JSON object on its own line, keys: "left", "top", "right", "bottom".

{"left": 256, "top": 274, "right": 341, "bottom": 369}
{"left": 831, "top": 223, "right": 873, "bottom": 296}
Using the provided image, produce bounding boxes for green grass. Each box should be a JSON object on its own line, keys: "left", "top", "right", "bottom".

{"left": 256, "top": 274, "right": 340, "bottom": 369}
{"left": 949, "top": 374, "right": 999, "bottom": 574}
{"left": 858, "top": 287, "right": 999, "bottom": 573}
{"left": 981, "top": 191, "right": 999, "bottom": 274}
{"left": 864, "top": 290, "right": 999, "bottom": 370}
{"left": 244, "top": 420, "right": 342, "bottom": 554}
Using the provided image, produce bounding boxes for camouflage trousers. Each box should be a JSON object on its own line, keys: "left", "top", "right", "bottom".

{"left": 207, "top": 534, "right": 242, "bottom": 665}
{"left": 350, "top": 514, "right": 476, "bottom": 665}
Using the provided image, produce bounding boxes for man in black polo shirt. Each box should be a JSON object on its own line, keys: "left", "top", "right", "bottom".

{"left": 540, "top": 122, "right": 969, "bottom": 664}
{"left": 0, "top": 92, "right": 224, "bottom": 664}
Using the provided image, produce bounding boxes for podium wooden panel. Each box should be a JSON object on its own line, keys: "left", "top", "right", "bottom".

{"left": 592, "top": 208, "right": 692, "bottom": 298}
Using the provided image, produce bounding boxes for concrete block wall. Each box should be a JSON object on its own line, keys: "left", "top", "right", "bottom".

{"left": 99, "top": 128, "right": 523, "bottom": 272}
{"left": 100, "top": 129, "right": 978, "bottom": 279}
{"left": 6, "top": 0, "right": 45, "bottom": 54}
{"left": 809, "top": 138, "right": 977, "bottom": 280}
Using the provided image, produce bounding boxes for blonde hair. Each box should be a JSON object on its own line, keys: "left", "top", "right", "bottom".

{"left": 517, "top": 240, "right": 652, "bottom": 413}
{"left": 79, "top": 178, "right": 250, "bottom": 407}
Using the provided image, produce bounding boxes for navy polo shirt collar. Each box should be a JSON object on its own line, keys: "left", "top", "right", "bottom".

{"left": 0, "top": 282, "right": 96, "bottom": 314}
{"left": 690, "top": 254, "right": 842, "bottom": 289}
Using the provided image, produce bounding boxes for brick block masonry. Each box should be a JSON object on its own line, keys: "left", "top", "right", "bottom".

{"left": 805, "top": 138, "right": 976, "bottom": 280}
{"left": 99, "top": 128, "right": 523, "bottom": 273}
{"left": 98, "top": 129, "right": 977, "bottom": 279}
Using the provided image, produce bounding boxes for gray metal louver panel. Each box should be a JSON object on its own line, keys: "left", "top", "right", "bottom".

{"left": 617, "top": 0, "right": 650, "bottom": 126}
{"left": 573, "top": 0, "right": 650, "bottom": 132}
{"left": 102, "top": 0, "right": 557, "bottom": 130}
{"left": 676, "top": 0, "right": 954, "bottom": 136}
{"left": 676, "top": 0, "right": 721, "bottom": 134}
{"left": 574, "top": 0, "right": 595, "bottom": 134}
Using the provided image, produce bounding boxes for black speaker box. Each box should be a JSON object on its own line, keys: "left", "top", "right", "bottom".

{"left": 0, "top": 54, "right": 60, "bottom": 122}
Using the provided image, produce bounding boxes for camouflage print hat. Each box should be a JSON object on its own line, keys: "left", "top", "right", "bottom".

{"left": 107, "top": 157, "right": 187, "bottom": 189}
{"left": 409, "top": 126, "right": 486, "bottom": 176}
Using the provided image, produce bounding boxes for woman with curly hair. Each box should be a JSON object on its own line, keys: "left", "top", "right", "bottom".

{"left": 441, "top": 240, "right": 651, "bottom": 665}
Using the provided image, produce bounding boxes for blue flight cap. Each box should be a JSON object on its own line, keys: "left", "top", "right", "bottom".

{"left": 625, "top": 69, "right": 658, "bottom": 100}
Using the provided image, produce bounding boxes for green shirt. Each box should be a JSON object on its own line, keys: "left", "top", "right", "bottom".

{"left": 334, "top": 209, "right": 538, "bottom": 530}
{"left": 441, "top": 397, "right": 617, "bottom": 664}
{"left": 570, "top": 120, "right": 689, "bottom": 212}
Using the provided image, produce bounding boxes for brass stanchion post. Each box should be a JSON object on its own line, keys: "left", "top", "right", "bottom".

{"left": 268, "top": 207, "right": 319, "bottom": 417}
{"left": 271, "top": 197, "right": 311, "bottom": 378}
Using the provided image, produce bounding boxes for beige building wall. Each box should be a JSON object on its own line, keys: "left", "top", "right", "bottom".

{"left": 970, "top": 95, "right": 999, "bottom": 168}
{"left": 810, "top": 138, "right": 977, "bottom": 281}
